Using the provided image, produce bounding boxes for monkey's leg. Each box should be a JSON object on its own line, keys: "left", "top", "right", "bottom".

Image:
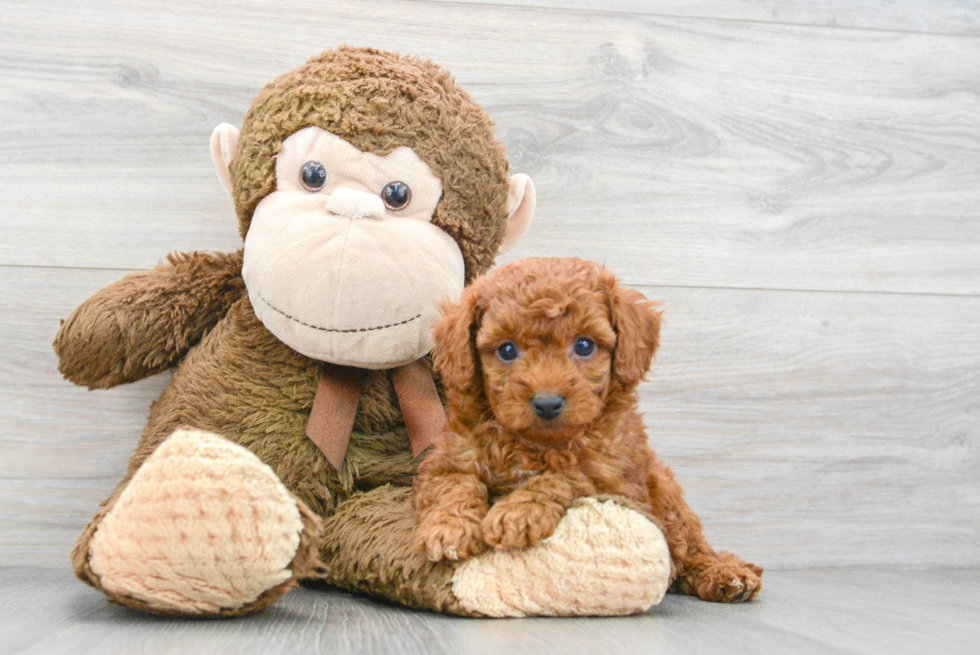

{"left": 316, "top": 488, "right": 672, "bottom": 617}
{"left": 646, "top": 456, "right": 763, "bottom": 603}
{"left": 73, "top": 427, "right": 323, "bottom": 617}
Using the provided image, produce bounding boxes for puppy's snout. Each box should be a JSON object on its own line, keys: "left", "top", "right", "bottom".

{"left": 531, "top": 393, "right": 565, "bottom": 420}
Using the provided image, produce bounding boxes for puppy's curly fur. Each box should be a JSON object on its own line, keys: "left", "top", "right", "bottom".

{"left": 413, "top": 257, "right": 762, "bottom": 602}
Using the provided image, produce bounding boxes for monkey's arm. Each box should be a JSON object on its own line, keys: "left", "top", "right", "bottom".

{"left": 54, "top": 250, "right": 245, "bottom": 389}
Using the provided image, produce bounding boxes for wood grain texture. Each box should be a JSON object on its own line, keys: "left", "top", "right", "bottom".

{"left": 1, "top": 0, "right": 979, "bottom": 294}
{"left": 2, "top": 267, "right": 977, "bottom": 568}
{"left": 425, "top": 0, "right": 980, "bottom": 36}
{"left": 644, "top": 284, "right": 980, "bottom": 569}
{"left": 0, "top": 267, "right": 170, "bottom": 566}
{"left": 1, "top": 567, "right": 978, "bottom": 655}
{"left": 1, "top": 0, "right": 978, "bottom": 578}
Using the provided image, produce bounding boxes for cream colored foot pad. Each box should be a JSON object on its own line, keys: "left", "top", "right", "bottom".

{"left": 88, "top": 428, "right": 304, "bottom": 614}
{"left": 451, "top": 498, "right": 671, "bottom": 617}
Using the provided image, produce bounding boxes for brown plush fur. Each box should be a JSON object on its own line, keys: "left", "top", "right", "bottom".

{"left": 52, "top": 46, "right": 512, "bottom": 509}
{"left": 54, "top": 47, "right": 516, "bottom": 614}
{"left": 415, "top": 258, "right": 763, "bottom": 602}
{"left": 54, "top": 250, "right": 246, "bottom": 389}
{"left": 231, "top": 46, "right": 512, "bottom": 282}
{"left": 313, "top": 485, "right": 478, "bottom": 616}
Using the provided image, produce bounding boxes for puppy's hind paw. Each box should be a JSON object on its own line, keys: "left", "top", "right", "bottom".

{"left": 682, "top": 551, "right": 763, "bottom": 603}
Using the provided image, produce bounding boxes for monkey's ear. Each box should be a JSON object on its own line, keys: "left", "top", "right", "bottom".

{"left": 210, "top": 123, "right": 241, "bottom": 196}
{"left": 498, "top": 174, "right": 536, "bottom": 254}
{"left": 431, "top": 279, "right": 486, "bottom": 396}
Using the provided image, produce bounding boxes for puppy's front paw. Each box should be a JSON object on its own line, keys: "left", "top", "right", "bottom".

{"left": 417, "top": 512, "right": 487, "bottom": 562}
{"left": 686, "top": 551, "right": 763, "bottom": 602}
{"left": 482, "top": 498, "right": 564, "bottom": 550}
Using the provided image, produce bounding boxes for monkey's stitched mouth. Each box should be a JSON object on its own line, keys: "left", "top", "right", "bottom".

{"left": 258, "top": 293, "right": 421, "bottom": 333}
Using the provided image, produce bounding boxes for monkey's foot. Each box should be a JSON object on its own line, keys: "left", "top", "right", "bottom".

{"left": 451, "top": 497, "right": 671, "bottom": 617}
{"left": 78, "top": 428, "right": 323, "bottom": 616}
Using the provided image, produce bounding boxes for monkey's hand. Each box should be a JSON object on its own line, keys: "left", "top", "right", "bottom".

{"left": 54, "top": 250, "right": 245, "bottom": 389}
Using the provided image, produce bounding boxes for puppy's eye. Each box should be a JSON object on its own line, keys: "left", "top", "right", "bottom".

{"left": 497, "top": 341, "right": 520, "bottom": 363}
{"left": 573, "top": 337, "right": 596, "bottom": 358}
{"left": 300, "top": 161, "right": 328, "bottom": 191}
{"left": 381, "top": 181, "right": 411, "bottom": 210}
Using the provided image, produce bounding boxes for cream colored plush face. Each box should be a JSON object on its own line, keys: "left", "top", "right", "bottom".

{"left": 242, "top": 127, "right": 464, "bottom": 369}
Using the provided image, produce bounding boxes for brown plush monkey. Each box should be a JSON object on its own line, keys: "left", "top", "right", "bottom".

{"left": 55, "top": 47, "right": 672, "bottom": 618}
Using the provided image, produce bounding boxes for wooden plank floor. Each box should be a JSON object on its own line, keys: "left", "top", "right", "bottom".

{"left": 1, "top": 567, "right": 978, "bottom": 655}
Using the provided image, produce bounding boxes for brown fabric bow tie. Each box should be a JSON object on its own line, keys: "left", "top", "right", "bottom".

{"left": 304, "top": 358, "right": 444, "bottom": 471}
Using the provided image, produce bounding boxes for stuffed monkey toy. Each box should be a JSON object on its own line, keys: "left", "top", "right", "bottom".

{"left": 55, "top": 47, "right": 673, "bottom": 618}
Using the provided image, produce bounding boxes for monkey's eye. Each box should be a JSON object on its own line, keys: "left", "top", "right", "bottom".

{"left": 381, "top": 181, "right": 411, "bottom": 210}
{"left": 300, "top": 161, "right": 328, "bottom": 192}
{"left": 497, "top": 341, "right": 520, "bottom": 363}
{"left": 573, "top": 337, "right": 596, "bottom": 358}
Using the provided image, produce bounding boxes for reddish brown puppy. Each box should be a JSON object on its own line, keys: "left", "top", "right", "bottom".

{"left": 414, "top": 257, "right": 763, "bottom": 603}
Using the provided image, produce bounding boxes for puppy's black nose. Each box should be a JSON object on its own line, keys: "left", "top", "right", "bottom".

{"left": 531, "top": 394, "right": 565, "bottom": 420}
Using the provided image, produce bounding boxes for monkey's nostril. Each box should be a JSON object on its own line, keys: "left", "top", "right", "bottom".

{"left": 531, "top": 394, "right": 565, "bottom": 420}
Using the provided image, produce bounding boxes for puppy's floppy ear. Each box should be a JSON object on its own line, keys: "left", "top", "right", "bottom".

{"left": 601, "top": 269, "right": 662, "bottom": 389}
{"left": 432, "top": 278, "right": 486, "bottom": 395}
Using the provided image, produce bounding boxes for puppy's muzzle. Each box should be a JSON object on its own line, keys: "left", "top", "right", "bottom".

{"left": 531, "top": 393, "right": 565, "bottom": 420}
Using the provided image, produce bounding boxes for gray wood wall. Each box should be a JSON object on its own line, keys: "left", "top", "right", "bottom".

{"left": 1, "top": 0, "right": 977, "bottom": 570}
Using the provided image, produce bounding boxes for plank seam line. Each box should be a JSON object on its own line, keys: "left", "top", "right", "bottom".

{"left": 404, "top": 0, "right": 980, "bottom": 40}
{"left": 2, "top": 263, "right": 978, "bottom": 300}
